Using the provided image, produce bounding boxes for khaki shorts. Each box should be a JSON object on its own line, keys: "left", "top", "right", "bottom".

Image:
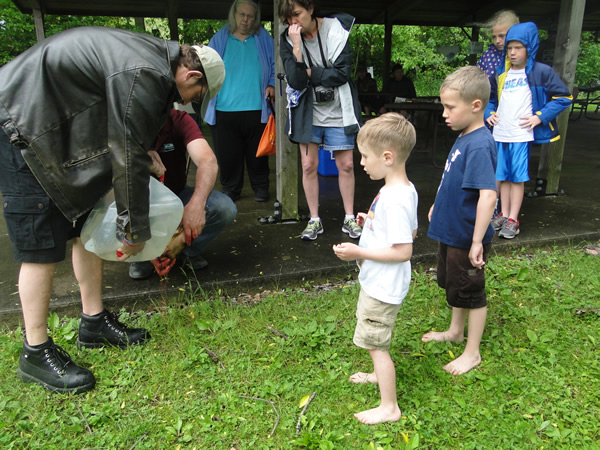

{"left": 353, "top": 288, "right": 401, "bottom": 351}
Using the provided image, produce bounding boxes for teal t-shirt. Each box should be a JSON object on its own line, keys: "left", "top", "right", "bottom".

{"left": 216, "top": 34, "right": 263, "bottom": 112}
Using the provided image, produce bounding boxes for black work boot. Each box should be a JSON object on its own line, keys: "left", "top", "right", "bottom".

{"left": 76, "top": 309, "right": 151, "bottom": 349}
{"left": 17, "top": 338, "right": 96, "bottom": 394}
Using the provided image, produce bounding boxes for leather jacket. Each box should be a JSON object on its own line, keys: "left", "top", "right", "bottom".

{"left": 0, "top": 27, "right": 182, "bottom": 243}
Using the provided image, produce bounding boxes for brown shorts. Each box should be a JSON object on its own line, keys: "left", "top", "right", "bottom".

{"left": 437, "top": 243, "right": 490, "bottom": 309}
{"left": 353, "top": 288, "right": 401, "bottom": 351}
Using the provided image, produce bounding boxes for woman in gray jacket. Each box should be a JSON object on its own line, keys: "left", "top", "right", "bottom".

{"left": 279, "top": 0, "right": 362, "bottom": 241}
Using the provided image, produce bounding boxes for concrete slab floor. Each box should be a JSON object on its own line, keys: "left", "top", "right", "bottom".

{"left": 1, "top": 118, "right": 598, "bottom": 329}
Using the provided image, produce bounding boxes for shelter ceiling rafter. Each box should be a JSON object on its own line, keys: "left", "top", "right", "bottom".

{"left": 10, "top": 0, "right": 600, "bottom": 30}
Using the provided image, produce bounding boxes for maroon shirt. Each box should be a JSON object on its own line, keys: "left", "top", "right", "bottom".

{"left": 154, "top": 109, "right": 204, "bottom": 194}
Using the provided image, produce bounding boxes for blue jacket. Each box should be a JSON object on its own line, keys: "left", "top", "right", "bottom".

{"left": 205, "top": 25, "right": 275, "bottom": 126}
{"left": 484, "top": 22, "right": 572, "bottom": 143}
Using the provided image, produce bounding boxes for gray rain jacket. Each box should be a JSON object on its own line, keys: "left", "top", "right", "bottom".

{"left": 0, "top": 27, "right": 182, "bottom": 242}
{"left": 279, "top": 12, "right": 361, "bottom": 144}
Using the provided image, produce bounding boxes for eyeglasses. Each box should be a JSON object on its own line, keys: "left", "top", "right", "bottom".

{"left": 236, "top": 12, "right": 256, "bottom": 21}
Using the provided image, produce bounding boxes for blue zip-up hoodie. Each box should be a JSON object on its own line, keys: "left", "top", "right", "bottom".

{"left": 205, "top": 25, "right": 275, "bottom": 126}
{"left": 484, "top": 22, "right": 572, "bottom": 143}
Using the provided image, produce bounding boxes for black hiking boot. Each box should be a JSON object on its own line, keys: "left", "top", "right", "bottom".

{"left": 17, "top": 338, "right": 96, "bottom": 394}
{"left": 76, "top": 309, "right": 150, "bottom": 349}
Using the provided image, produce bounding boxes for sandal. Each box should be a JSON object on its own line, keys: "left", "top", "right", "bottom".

{"left": 583, "top": 243, "right": 600, "bottom": 256}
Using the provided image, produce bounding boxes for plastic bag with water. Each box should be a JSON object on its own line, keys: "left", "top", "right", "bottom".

{"left": 81, "top": 177, "right": 183, "bottom": 261}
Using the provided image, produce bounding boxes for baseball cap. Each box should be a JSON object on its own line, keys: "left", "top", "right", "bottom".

{"left": 190, "top": 44, "right": 225, "bottom": 117}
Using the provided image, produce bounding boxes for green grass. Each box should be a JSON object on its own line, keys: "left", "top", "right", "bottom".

{"left": 1, "top": 246, "right": 599, "bottom": 449}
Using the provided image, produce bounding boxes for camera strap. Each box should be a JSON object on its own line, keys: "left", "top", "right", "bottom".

{"left": 301, "top": 20, "right": 328, "bottom": 68}
{"left": 301, "top": 19, "right": 329, "bottom": 97}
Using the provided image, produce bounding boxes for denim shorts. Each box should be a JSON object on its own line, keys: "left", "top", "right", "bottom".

{"left": 0, "top": 130, "right": 85, "bottom": 263}
{"left": 310, "top": 126, "right": 356, "bottom": 151}
{"left": 496, "top": 141, "right": 531, "bottom": 183}
{"left": 353, "top": 288, "right": 401, "bottom": 351}
{"left": 436, "top": 243, "right": 490, "bottom": 309}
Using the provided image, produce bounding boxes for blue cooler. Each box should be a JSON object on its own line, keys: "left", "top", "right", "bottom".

{"left": 318, "top": 148, "right": 338, "bottom": 176}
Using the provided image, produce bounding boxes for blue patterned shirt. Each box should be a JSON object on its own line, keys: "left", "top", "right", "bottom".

{"left": 477, "top": 44, "right": 503, "bottom": 78}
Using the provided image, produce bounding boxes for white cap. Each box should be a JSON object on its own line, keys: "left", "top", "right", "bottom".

{"left": 191, "top": 44, "right": 225, "bottom": 117}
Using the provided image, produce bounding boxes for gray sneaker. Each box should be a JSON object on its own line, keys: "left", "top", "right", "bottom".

{"left": 491, "top": 212, "right": 508, "bottom": 231}
{"left": 301, "top": 220, "right": 323, "bottom": 240}
{"left": 499, "top": 219, "right": 520, "bottom": 239}
{"left": 342, "top": 217, "right": 362, "bottom": 239}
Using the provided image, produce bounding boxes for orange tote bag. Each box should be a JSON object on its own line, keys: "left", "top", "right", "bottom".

{"left": 256, "top": 97, "right": 276, "bottom": 157}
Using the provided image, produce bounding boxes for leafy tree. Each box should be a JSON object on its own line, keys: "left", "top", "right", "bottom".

{"left": 1, "top": 0, "right": 598, "bottom": 91}
{"left": 0, "top": 0, "right": 142, "bottom": 66}
{"left": 350, "top": 24, "right": 470, "bottom": 96}
{"left": 575, "top": 31, "right": 600, "bottom": 87}
{"left": 0, "top": 0, "right": 36, "bottom": 65}
{"left": 181, "top": 19, "right": 226, "bottom": 45}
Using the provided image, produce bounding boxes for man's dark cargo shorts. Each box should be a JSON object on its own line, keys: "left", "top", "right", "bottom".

{"left": 436, "top": 242, "right": 490, "bottom": 309}
{"left": 0, "top": 129, "right": 86, "bottom": 264}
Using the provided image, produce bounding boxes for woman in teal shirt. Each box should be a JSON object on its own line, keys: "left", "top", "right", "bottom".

{"left": 206, "top": 0, "right": 276, "bottom": 202}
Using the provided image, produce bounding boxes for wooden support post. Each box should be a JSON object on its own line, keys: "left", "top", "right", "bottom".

{"left": 31, "top": 1, "right": 45, "bottom": 42}
{"left": 274, "top": 0, "right": 299, "bottom": 220}
{"left": 541, "top": 0, "right": 585, "bottom": 194}
{"left": 469, "top": 26, "right": 479, "bottom": 66}
{"left": 134, "top": 17, "right": 146, "bottom": 32}
{"left": 167, "top": 0, "right": 179, "bottom": 42}
{"left": 382, "top": 10, "right": 392, "bottom": 90}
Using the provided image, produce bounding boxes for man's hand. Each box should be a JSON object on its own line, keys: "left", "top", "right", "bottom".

{"left": 116, "top": 240, "right": 146, "bottom": 261}
{"left": 182, "top": 201, "right": 207, "bottom": 246}
{"left": 148, "top": 150, "right": 166, "bottom": 178}
{"left": 428, "top": 204, "right": 434, "bottom": 222}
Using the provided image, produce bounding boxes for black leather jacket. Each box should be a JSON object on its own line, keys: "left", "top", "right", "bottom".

{"left": 0, "top": 27, "right": 182, "bottom": 243}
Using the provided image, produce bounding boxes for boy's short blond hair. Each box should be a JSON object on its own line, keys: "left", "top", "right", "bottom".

{"left": 440, "top": 66, "right": 490, "bottom": 108}
{"left": 357, "top": 113, "right": 416, "bottom": 164}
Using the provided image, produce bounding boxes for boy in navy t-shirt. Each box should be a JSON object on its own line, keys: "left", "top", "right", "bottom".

{"left": 422, "top": 66, "right": 497, "bottom": 375}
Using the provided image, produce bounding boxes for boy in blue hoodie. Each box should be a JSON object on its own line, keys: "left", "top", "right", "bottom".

{"left": 485, "top": 22, "right": 572, "bottom": 239}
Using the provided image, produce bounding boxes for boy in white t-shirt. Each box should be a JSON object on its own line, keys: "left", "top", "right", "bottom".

{"left": 333, "top": 113, "right": 418, "bottom": 425}
{"left": 485, "top": 22, "right": 571, "bottom": 239}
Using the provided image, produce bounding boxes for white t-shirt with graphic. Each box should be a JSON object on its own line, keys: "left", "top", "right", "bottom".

{"left": 358, "top": 183, "right": 418, "bottom": 305}
{"left": 493, "top": 68, "right": 535, "bottom": 143}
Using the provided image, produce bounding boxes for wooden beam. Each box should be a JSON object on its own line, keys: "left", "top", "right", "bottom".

{"left": 134, "top": 17, "right": 145, "bottom": 31}
{"left": 274, "top": 0, "right": 299, "bottom": 220}
{"left": 167, "top": 0, "right": 179, "bottom": 41}
{"left": 542, "top": 0, "right": 585, "bottom": 194}
{"left": 469, "top": 26, "right": 479, "bottom": 66}
{"left": 382, "top": 9, "right": 392, "bottom": 90}
{"left": 31, "top": 0, "right": 45, "bottom": 42}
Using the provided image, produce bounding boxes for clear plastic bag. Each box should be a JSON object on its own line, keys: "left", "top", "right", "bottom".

{"left": 81, "top": 177, "right": 184, "bottom": 261}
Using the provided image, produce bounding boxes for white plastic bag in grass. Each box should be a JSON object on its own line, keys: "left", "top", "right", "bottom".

{"left": 81, "top": 177, "right": 183, "bottom": 261}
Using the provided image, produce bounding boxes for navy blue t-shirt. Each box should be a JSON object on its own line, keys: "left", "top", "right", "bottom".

{"left": 428, "top": 126, "right": 497, "bottom": 249}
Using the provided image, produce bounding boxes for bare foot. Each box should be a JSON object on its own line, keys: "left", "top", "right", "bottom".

{"left": 421, "top": 330, "right": 464, "bottom": 343}
{"left": 443, "top": 352, "right": 481, "bottom": 375}
{"left": 354, "top": 405, "right": 401, "bottom": 425}
{"left": 349, "top": 372, "right": 378, "bottom": 384}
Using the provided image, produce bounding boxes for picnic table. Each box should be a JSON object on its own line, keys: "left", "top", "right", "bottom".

{"left": 384, "top": 97, "right": 446, "bottom": 168}
{"left": 570, "top": 85, "right": 600, "bottom": 121}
